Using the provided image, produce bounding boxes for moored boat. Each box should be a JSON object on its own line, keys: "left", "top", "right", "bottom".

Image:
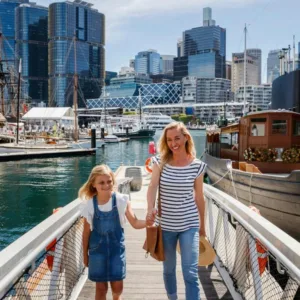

{"left": 203, "top": 110, "right": 300, "bottom": 240}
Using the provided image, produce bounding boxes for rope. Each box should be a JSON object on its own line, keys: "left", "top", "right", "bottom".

{"left": 228, "top": 167, "right": 239, "bottom": 202}
{"left": 249, "top": 173, "right": 253, "bottom": 206}
{"left": 211, "top": 169, "right": 230, "bottom": 186}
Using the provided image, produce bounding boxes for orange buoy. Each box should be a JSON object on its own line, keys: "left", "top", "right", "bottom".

{"left": 249, "top": 206, "right": 268, "bottom": 275}
{"left": 145, "top": 157, "right": 152, "bottom": 173}
{"left": 46, "top": 207, "right": 62, "bottom": 271}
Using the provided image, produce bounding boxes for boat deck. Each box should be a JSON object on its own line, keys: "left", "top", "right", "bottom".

{"left": 77, "top": 166, "right": 233, "bottom": 300}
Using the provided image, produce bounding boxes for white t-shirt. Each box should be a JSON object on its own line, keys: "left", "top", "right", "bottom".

{"left": 81, "top": 193, "right": 129, "bottom": 230}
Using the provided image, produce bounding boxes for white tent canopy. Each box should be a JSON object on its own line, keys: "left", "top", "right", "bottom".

{"left": 21, "top": 107, "right": 76, "bottom": 127}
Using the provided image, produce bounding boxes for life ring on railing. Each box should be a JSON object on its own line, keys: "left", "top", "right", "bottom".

{"left": 145, "top": 157, "right": 153, "bottom": 173}
{"left": 46, "top": 207, "right": 62, "bottom": 272}
{"left": 249, "top": 206, "right": 268, "bottom": 275}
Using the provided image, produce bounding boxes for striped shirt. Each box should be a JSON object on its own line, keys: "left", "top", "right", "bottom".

{"left": 153, "top": 156, "right": 207, "bottom": 232}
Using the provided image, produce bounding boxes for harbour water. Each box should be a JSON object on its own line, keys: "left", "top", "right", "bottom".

{"left": 0, "top": 130, "right": 206, "bottom": 251}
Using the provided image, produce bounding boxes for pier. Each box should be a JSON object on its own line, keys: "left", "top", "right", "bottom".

{"left": 0, "top": 166, "right": 299, "bottom": 300}
{"left": 78, "top": 166, "right": 232, "bottom": 300}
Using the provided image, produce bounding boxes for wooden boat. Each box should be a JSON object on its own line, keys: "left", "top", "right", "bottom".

{"left": 203, "top": 110, "right": 300, "bottom": 240}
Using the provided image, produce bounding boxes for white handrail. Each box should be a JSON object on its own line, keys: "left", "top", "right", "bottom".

{"left": 204, "top": 184, "right": 300, "bottom": 281}
{"left": 0, "top": 199, "right": 82, "bottom": 298}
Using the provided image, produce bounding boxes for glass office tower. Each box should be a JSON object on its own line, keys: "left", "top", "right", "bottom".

{"left": 48, "top": 0, "right": 105, "bottom": 107}
{"left": 135, "top": 50, "right": 161, "bottom": 75}
{"left": 0, "top": 0, "right": 29, "bottom": 67}
{"left": 174, "top": 8, "right": 226, "bottom": 81}
{"left": 16, "top": 3, "right": 48, "bottom": 105}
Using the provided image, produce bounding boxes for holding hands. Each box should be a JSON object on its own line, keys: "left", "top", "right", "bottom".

{"left": 146, "top": 208, "right": 157, "bottom": 226}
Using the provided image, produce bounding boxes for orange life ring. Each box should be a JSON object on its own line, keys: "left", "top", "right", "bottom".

{"left": 46, "top": 207, "right": 62, "bottom": 271}
{"left": 145, "top": 157, "right": 152, "bottom": 173}
{"left": 249, "top": 206, "right": 268, "bottom": 275}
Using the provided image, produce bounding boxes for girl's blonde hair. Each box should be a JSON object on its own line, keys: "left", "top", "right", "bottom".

{"left": 78, "top": 164, "right": 116, "bottom": 200}
{"left": 158, "top": 122, "right": 196, "bottom": 165}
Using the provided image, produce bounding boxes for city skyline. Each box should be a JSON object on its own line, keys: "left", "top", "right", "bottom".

{"left": 8, "top": 0, "right": 300, "bottom": 84}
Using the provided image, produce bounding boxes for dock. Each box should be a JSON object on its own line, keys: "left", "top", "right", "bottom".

{"left": 78, "top": 166, "right": 233, "bottom": 300}
{"left": 0, "top": 147, "right": 96, "bottom": 162}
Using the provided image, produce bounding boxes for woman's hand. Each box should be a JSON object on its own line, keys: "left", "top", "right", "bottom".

{"left": 200, "top": 227, "right": 206, "bottom": 237}
{"left": 83, "top": 253, "right": 89, "bottom": 267}
{"left": 146, "top": 208, "right": 157, "bottom": 226}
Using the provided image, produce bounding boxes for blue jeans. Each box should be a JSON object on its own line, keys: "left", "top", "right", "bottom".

{"left": 162, "top": 228, "right": 200, "bottom": 300}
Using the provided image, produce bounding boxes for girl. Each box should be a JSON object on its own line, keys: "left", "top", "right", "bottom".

{"left": 80, "top": 164, "right": 146, "bottom": 300}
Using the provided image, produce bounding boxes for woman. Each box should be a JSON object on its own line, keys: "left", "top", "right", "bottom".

{"left": 146, "top": 122, "right": 206, "bottom": 300}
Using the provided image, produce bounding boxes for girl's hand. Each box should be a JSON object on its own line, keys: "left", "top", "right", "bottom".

{"left": 146, "top": 208, "right": 157, "bottom": 226}
{"left": 83, "top": 253, "right": 89, "bottom": 267}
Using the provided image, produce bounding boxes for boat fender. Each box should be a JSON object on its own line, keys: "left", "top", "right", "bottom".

{"left": 249, "top": 206, "right": 268, "bottom": 275}
{"left": 145, "top": 157, "right": 153, "bottom": 173}
{"left": 46, "top": 207, "right": 62, "bottom": 272}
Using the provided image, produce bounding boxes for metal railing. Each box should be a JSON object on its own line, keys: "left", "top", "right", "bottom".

{"left": 204, "top": 184, "right": 300, "bottom": 300}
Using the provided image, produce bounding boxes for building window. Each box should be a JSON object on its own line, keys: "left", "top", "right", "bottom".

{"left": 293, "top": 120, "right": 300, "bottom": 136}
{"left": 272, "top": 120, "right": 287, "bottom": 135}
{"left": 251, "top": 123, "right": 265, "bottom": 136}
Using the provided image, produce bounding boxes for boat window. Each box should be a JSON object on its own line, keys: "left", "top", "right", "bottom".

{"left": 293, "top": 120, "right": 300, "bottom": 136}
{"left": 251, "top": 123, "right": 265, "bottom": 136}
{"left": 272, "top": 120, "right": 287, "bottom": 135}
{"left": 251, "top": 118, "right": 266, "bottom": 123}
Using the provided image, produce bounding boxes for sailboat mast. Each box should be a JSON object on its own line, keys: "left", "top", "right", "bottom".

{"left": 243, "top": 24, "right": 247, "bottom": 116}
{"left": 139, "top": 88, "right": 142, "bottom": 125}
{"left": 293, "top": 35, "right": 296, "bottom": 71}
{"left": 16, "top": 58, "right": 22, "bottom": 144}
{"left": 73, "top": 34, "right": 78, "bottom": 142}
{"left": 0, "top": 33, "right": 4, "bottom": 115}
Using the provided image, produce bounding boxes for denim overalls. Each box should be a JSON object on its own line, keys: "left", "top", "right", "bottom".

{"left": 88, "top": 193, "right": 126, "bottom": 282}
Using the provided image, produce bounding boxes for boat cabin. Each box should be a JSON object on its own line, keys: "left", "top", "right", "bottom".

{"left": 207, "top": 110, "right": 300, "bottom": 173}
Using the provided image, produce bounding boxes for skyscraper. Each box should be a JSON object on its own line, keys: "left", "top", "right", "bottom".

{"left": 15, "top": 3, "right": 48, "bottom": 105}
{"left": 174, "top": 7, "right": 226, "bottom": 81}
{"left": 203, "top": 7, "right": 215, "bottom": 26}
{"left": 247, "top": 48, "right": 262, "bottom": 84}
{"left": 134, "top": 50, "right": 161, "bottom": 75}
{"left": 232, "top": 52, "right": 259, "bottom": 92}
{"left": 0, "top": 0, "right": 28, "bottom": 67}
{"left": 267, "top": 50, "right": 280, "bottom": 83}
{"left": 48, "top": 0, "right": 105, "bottom": 107}
{"left": 160, "top": 55, "right": 175, "bottom": 75}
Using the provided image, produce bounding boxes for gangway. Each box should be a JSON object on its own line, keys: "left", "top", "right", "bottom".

{"left": 0, "top": 166, "right": 299, "bottom": 299}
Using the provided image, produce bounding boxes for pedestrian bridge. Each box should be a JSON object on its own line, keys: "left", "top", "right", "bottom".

{"left": 0, "top": 166, "right": 299, "bottom": 300}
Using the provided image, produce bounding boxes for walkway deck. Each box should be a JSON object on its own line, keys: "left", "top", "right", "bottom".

{"left": 77, "top": 166, "right": 233, "bottom": 300}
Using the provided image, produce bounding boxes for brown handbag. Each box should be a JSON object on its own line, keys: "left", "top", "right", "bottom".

{"left": 143, "top": 183, "right": 165, "bottom": 261}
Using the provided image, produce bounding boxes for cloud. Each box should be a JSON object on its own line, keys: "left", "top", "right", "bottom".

{"left": 39, "top": 0, "right": 266, "bottom": 43}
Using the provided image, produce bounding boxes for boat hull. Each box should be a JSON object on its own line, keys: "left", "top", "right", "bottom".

{"left": 202, "top": 153, "right": 300, "bottom": 241}
{"left": 113, "top": 129, "right": 156, "bottom": 139}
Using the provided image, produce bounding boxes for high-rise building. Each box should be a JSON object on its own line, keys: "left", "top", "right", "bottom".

{"left": 267, "top": 50, "right": 281, "bottom": 83}
{"left": 226, "top": 61, "right": 232, "bottom": 80}
{"left": 160, "top": 55, "right": 175, "bottom": 75}
{"left": 196, "top": 78, "right": 232, "bottom": 104}
{"left": 203, "top": 7, "right": 215, "bottom": 26}
{"left": 235, "top": 84, "right": 271, "bottom": 111}
{"left": 182, "top": 76, "right": 197, "bottom": 103}
{"left": 174, "top": 7, "right": 226, "bottom": 81}
{"left": 129, "top": 59, "right": 135, "bottom": 69}
{"left": 15, "top": 3, "right": 48, "bottom": 105}
{"left": 177, "top": 38, "right": 183, "bottom": 57}
{"left": 48, "top": 0, "right": 105, "bottom": 107}
{"left": 134, "top": 49, "right": 161, "bottom": 75}
{"left": 231, "top": 52, "right": 259, "bottom": 93}
{"left": 0, "top": 0, "right": 28, "bottom": 67}
{"left": 105, "top": 71, "right": 117, "bottom": 86}
{"left": 247, "top": 49, "right": 262, "bottom": 84}
{"left": 0, "top": 0, "right": 30, "bottom": 114}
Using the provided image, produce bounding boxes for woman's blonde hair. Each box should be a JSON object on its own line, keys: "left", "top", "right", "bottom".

{"left": 158, "top": 122, "right": 196, "bottom": 165}
{"left": 78, "top": 164, "right": 116, "bottom": 200}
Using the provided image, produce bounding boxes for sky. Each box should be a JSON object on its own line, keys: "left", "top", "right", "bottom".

{"left": 39, "top": 0, "right": 300, "bottom": 83}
